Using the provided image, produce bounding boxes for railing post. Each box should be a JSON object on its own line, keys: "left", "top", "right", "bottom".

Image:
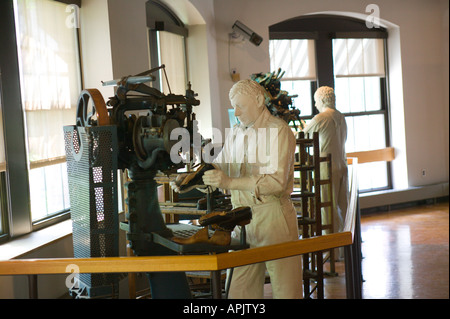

{"left": 352, "top": 197, "right": 363, "bottom": 299}
{"left": 28, "top": 274, "right": 38, "bottom": 299}
{"left": 344, "top": 245, "right": 354, "bottom": 299}
{"left": 345, "top": 195, "right": 363, "bottom": 299}
{"left": 211, "top": 270, "right": 222, "bottom": 299}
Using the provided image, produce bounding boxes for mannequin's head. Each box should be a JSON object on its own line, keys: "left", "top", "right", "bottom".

{"left": 314, "top": 86, "right": 336, "bottom": 112}
{"left": 229, "top": 79, "right": 266, "bottom": 126}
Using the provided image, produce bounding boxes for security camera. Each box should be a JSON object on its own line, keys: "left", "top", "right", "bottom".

{"left": 231, "top": 20, "right": 263, "bottom": 46}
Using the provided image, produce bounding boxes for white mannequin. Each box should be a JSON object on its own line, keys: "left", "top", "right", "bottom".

{"left": 303, "top": 86, "right": 348, "bottom": 238}
{"left": 203, "top": 79, "right": 303, "bottom": 299}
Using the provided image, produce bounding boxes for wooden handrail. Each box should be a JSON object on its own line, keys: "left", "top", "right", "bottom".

{"left": 0, "top": 232, "right": 352, "bottom": 276}
{"left": 0, "top": 161, "right": 359, "bottom": 279}
{"left": 347, "top": 147, "right": 394, "bottom": 164}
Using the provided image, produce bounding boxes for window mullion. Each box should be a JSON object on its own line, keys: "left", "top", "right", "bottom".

{"left": 310, "top": 80, "right": 318, "bottom": 116}
{"left": 341, "top": 110, "right": 387, "bottom": 117}
{"left": 0, "top": 1, "right": 32, "bottom": 238}
{"left": 315, "top": 32, "right": 335, "bottom": 89}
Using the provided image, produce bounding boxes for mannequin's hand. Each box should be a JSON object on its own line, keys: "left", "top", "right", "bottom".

{"left": 300, "top": 119, "right": 306, "bottom": 129}
{"left": 170, "top": 173, "right": 188, "bottom": 193}
{"left": 202, "top": 169, "right": 231, "bottom": 189}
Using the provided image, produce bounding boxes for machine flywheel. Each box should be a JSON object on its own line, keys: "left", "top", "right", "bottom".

{"left": 76, "top": 89, "right": 110, "bottom": 127}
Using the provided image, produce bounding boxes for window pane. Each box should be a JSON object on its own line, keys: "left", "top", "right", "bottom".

{"left": 14, "top": 0, "right": 81, "bottom": 221}
{"left": 158, "top": 31, "right": 187, "bottom": 94}
{"left": 269, "top": 39, "right": 316, "bottom": 80}
{"left": 61, "top": 162, "right": 70, "bottom": 211}
{"left": 358, "top": 161, "right": 389, "bottom": 191}
{"left": 348, "top": 77, "right": 365, "bottom": 113}
{"left": 270, "top": 40, "right": 293, "bottom": 77}
{"left": 345, "top": 114, "right": 386, "bottom": 153}
{"left": 364, "top": 77, "right": 382, "bottom": 111}
{"left": 366, "top": 114, "right": 386, "bottom": 150}
{"left": 280, "top": 80, "right": 313, "bottom": 117}
{"left": 333, "top": 38, "right": 385, "bottom": 77}
{"left": 29, "top": 167, "right": 47, "bottom": 221}
{"left": 44, "top": 164, "right": 65, "bottom": 215}
{"left": 30, "top": 162, "right": 69, "bottom": 222}
{"left": 345, "top": 114, "right": 389, "bottom": 191}
{"left": 15, "top": 0, "right": 81, "bottom": 162}
{"left": 345, "top": 117, "right": 355, "bottom": 152}
{"left": 335, "top": 76, "right": 383, "bottom": 113}
{"left": 352, "top": 115, "right": 371, "bottom": 150}
{"left": 334, "top": 78, "right": 350, "bottom": 113}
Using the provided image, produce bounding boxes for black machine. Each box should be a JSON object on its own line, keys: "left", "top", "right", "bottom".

{"left": 66, "top": 65, "right": 202, "bottom": 298}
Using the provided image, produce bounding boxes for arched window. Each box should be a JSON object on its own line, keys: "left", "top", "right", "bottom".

{"left": 269, "top": 15, "right": 391, "bottom": 192}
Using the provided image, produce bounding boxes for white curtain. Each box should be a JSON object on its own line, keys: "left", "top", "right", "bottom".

{"left": 14, "top": 0, "right": 81, "bottom": 163}
{"left": 158, "top": 31, "right": 187, "bottom": 95}
{"left": 333, "top": 38, "right": 385, "bottom": 78}
{"left": 269, "top": 39, "right": 317, "bottom": 80}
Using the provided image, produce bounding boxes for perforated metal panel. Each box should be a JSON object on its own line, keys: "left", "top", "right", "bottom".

{"left": 64, "top": 125, "right": 119, "bottom": 298}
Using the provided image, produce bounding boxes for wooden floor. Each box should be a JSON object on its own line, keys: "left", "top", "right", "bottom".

{"left": 264, "top": 200, "right": 449, "bottom": 299}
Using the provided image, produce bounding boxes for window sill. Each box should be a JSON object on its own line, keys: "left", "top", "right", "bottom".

{"left": 359, "top": 182, "right": 449, "bottom": 210}
{"left": 0, "top": 219, "right": 72, "bottom": 261}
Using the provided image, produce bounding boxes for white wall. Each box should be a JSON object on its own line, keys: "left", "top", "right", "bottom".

{"left": 108, "top": 0, "right": 150, "bottom": 78}
{"left": 79, "top": 0, "right": 114, "bottom": 98}
{"left": 80, "top": 0, "right": 151, "bottom": 99}
{"left": 389, "top": 0, "right": 448, "bottom": 187}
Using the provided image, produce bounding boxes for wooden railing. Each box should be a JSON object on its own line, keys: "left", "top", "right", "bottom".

{"left": 347, "top": 147, "right": 394, "bottom": 164}
{"left": 0, "top": 232, "right": 353, "bottom": 276}
{"left": 0, "top": 159, "right": 361, "bottom": 299}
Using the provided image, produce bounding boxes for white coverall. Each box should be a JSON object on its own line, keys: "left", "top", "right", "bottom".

{"left": 303, "top": 107, "right": 348, "bottom": 234}
{"left": 214, "top": 107, "right": 302, "bottom": 299}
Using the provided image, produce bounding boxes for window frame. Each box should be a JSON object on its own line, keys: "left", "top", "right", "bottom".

{"left": 0, "top": 172, "right": 10, "bottom": 244}
{"left": 269, "top": 14, "right": 392, "bottom": 192}
{"left": 0, "top": 0, "right": 82, "bottom": 242}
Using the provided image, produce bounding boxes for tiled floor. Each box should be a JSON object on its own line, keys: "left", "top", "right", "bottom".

{"left": 264, "top": 201, "right": 449, "bottom": 299}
